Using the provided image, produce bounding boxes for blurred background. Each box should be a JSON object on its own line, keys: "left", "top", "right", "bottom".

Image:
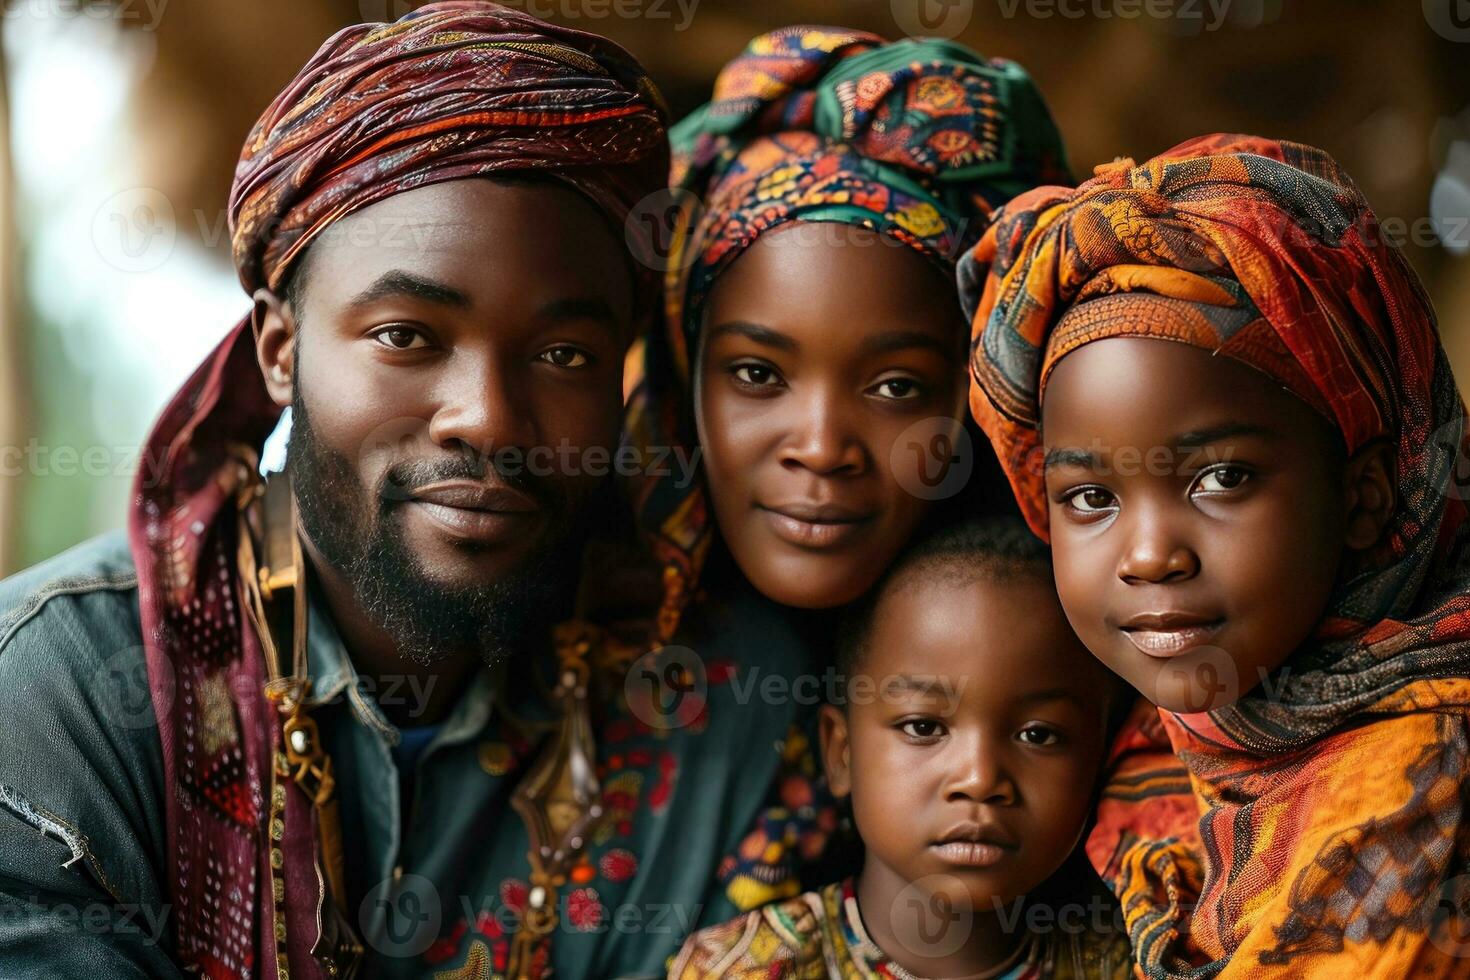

{"left": 1, "top": 0, "right": 1468, "bottom": 573}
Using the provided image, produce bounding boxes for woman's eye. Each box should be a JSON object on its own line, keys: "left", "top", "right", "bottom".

{"left": 732, "top": 363, "right": 780, "bottom": 387}
{"left": 872, "top": 377, "right": 921, "bottom": 400}
{"left": 1065, "top": 486, "right": 1116, "bottom": 514}
{"left": 898, "top": 718, "right": 945, "bottom": 740}
{"left": 540, "top": 346, "right": 591, "bottom": 368}
{"left": 373, "top": 326, "right": 428, "bottom": 350}
{"left": 1017, "top": 725, "right": 1061, "bottom": 747}
{"left": 1194, "top": 465, "right": 1250, "bottom": 494}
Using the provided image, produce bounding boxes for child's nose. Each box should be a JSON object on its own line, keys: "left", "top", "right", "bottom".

{"left": 943, "top": 736, "right": 1016, "bottom": 806}
{"left": 1117, "top": 512, "right": 1200, "bottom": 585}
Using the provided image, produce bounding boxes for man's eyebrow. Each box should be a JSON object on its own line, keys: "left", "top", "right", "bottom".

{"left": 705, "top": 320, "right": 798, "bottom": 352}
{"left": 1173, "top": 423, "right": 1276, "bottom": 447}
{"left": 1043, "top": 447, "right": 1099, "bottom": 470}
{"left": 857, "top": 329, "right": 955, "bottom": 358}
{"left": 347, "top": 270, "right": 471, "bottom": 310}
{"left": 538, "top": 296, "right": 622, "bottom": 332}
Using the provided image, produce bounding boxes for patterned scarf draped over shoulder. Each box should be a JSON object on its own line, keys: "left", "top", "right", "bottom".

{"left": 128, "top": 5, "right": 667, "bottom": 977}
{"left": 960, "top": 133, "right": 1470, "bottom": 976}
{"left": 626, "top": 26, "right": 1069, "bottom": 635}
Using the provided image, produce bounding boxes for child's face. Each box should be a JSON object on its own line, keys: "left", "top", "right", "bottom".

{"left": 1040, "top": 336, "right": 1356, "bottom": 712}
{"left": 696, "top": 222, "right": 969, "bottom": 609}
{"left": 820, "top": 572, "right": 1113, "bottom": 914}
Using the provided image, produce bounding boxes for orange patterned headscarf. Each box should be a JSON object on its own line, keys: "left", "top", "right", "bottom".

{"left": 960, "top": 135, "right": 1470, "bottom": 976}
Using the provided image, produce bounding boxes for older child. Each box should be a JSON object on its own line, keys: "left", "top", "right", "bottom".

{"left": 963, "top": 134, "right": 1470, "bottom": 975}
{"left": 670, "top": 519, "right": 1131, "bottom": 978}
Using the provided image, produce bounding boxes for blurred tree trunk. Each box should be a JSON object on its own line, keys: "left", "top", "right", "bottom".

{"left": 0, "top": 28, "right": 23, "bottom": 576}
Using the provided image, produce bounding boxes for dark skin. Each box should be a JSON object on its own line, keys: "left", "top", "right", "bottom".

{"left": 697, "top": 221, "right": 970, "bottom": 609}
{"left": 1041, "top": 337, "right": 1396, "bottom": 713}
{"left": 820, "top": 571, "right": 1114, "bottom": 977}
{"left": 252, "top": 178, "right": 633, "bottom": 725}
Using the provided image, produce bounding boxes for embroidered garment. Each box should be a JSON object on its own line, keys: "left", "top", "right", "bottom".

{"left": 670, "top": 877, "right": 1132, "bottom": 979}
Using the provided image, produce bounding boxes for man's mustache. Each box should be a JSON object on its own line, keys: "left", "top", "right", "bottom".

{"left": 378, "top": 452, "right": 553, "bottom": 508}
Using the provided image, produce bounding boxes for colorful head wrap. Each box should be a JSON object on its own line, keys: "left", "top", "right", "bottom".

{"left": 626, "top": 26, "right": 1068, "bottom": 637}
{"left": 961, "top": 134, "right": 1470, "bottom": 974}
{"left": 128, "top": 5, "right": 667, "bottom": 977}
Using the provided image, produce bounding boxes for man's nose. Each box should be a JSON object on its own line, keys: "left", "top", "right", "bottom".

{"left": 426, "top": 354, "right": 539, "bottom": 458}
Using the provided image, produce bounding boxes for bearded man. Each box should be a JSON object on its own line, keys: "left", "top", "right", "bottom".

{"left": 0, "top": 5, "right": 821, "bottom": 978}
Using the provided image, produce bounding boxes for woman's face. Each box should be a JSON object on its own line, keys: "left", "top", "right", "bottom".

{"left": 695, "top": 222, "right": 969, "bottom": 608}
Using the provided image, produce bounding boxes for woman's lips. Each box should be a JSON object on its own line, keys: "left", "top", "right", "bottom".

{"left": 1120, "top": 615, "right": 1223, "bottom": 659}
{"left": 757, "top": 503, "right": 873, "bottom": 549}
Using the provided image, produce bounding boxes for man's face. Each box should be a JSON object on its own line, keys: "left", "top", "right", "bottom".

{"left": 263, "top": 177, "right": 634, "bottom": 662}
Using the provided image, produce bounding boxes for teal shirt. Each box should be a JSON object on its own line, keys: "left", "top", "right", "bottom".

{"left": 0, "top": 532, "right": 823, "bottom": 979}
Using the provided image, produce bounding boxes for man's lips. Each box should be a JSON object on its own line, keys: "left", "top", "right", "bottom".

{"left": 1119, "top": 612, "right": 1223, "bottom": 659}
{"left": 756, "top": 501, "right": 875, "bottom": 549}
{"left": 928, "top": 821, "right": 1017, "bottom": 869}
{"left": 403, "top": 480, "right": 541, "bottom": 543}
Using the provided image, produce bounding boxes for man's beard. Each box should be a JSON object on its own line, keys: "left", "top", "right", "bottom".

{"left": 288, "top": 381, "right": 593, "bottom": 668}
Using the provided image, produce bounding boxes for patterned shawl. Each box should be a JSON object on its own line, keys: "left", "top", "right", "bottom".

{"left": 960, "top": 134, "right": 1470, "bottom": 975}
{"left": 127, "top": 5, "right": 667, "bottom": 978}
{"left": 625, "top": 26, "right": 1069, "bottom": 636}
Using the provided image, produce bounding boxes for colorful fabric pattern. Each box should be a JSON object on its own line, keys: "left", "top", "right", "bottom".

{"left": 624, "top": 26, "right": 1069, "bottom": 639}
{"left": 670, "top": 877, "right": 1133, "bottom": 979}
{"left": 959, "top": 134, "right": 1470, "bottom": 975}
{"left": 128, "top": 5, "right": 667, "bottom": 978}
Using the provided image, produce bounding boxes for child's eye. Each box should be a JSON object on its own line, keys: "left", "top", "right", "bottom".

{"left": 898, "top": 718, "right": 946, "bottom": 740}
{"left": 1017, "top": 725, "right": 1062, "bottom": 747}
{"left": 869, "top": 376, "right": 922, "bottom": 401}
{"left": 1063, "top": 486, "right": 1117, "bottom": 514}
{"left": 731, "top": 363, "right": 781, "bottom": 388}
{"left": 539, "top": 345, "right": 592, "bottom": 368}
{"left": 1192, "top": 465, "right": 1250, "bottom": 494}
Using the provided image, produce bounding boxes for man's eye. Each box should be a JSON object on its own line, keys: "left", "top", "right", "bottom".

{"left": 898, "top": 718, "right": 945, "bottom": 740}
{"left": 1017, "top": 725, "right": 1061, "bottom": 747}
{"left": 732, "top": 363, "right": 780, "bottom": 387}
{"left": 373, "top": 326, "right": 428, "bottom": 350}
{"left": 1194, "top": 465, "right": 1250, "bottom": 494}
{"left": 540, "top": 346, "right": 591, "bottom": 368}
{"left": 871, "top": 377, "right": 921, "bottom": 400}
{"left": 1065, "top": 486, "right": 1116, "bottom": 514}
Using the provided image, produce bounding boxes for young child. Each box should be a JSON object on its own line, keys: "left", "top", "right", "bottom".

{"left": 962, "top": 135, "right": 1470, "bottom": 975}
{"left": 671, "top": 518, "right": 1132, "bottom": 978}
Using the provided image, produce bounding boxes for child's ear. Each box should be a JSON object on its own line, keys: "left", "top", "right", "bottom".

{"left": 1343, "top": 439, "right": 1396, "bottom": 551}
{"left": 818, "top": 704, "right": 852, "bottom": 799}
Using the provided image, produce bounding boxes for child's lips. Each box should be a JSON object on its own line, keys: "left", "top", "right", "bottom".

{"left": 928, "top": 840, "right": 1012, "bottom": 868}
{"left": 929, "top": 822, "right": 1017, "bottom": 868}
{"left": 1119, "top": 614, "right": 1223, "bottom": 659}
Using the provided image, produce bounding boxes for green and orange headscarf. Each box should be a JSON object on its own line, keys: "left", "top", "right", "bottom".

{"left": 961, "top": 134, "right": 1470, "bottom": 975}
{"left": 625, "top": 26, "right": 1069, "bottom": 637}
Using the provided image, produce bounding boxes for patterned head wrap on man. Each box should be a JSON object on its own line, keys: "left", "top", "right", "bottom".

{"left": 625, "top": 26, "right": 1069, "bottom": 641}
{"left": 127, "top": 6, "right": 668, "bottom": 978}
{"left": 960, "top": 134, "right": 1470, "bottom": 976}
